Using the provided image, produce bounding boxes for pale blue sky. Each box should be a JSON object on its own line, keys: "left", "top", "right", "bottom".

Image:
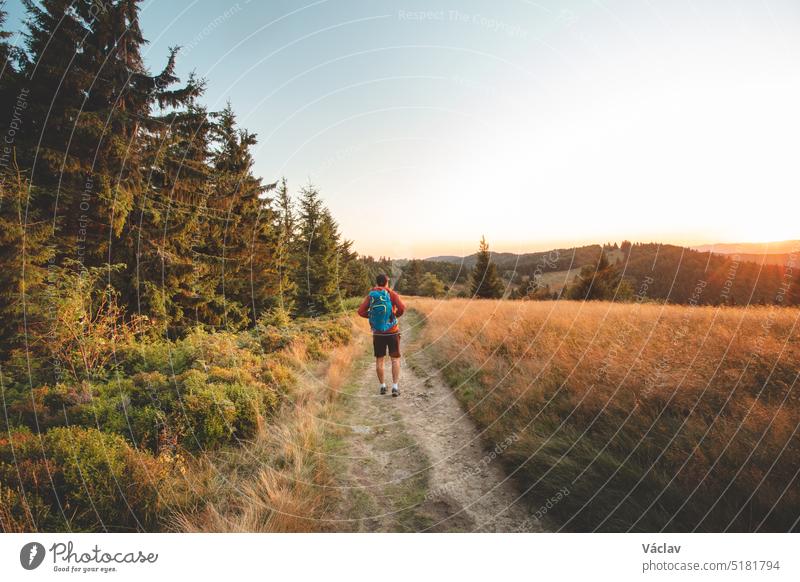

{"left": 5, "top": 1, "right": 800, "bottom": 257}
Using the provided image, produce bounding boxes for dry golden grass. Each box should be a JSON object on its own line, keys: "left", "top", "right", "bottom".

{"left": 170, "top": 318, "right": 367, "bottom": 532}
{"left": 411, "top": 297, "right": 800, "bottom": 532}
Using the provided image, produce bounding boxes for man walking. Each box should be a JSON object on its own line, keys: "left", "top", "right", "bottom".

{"left": 357, "top": 274, "right": 406, "bottom": 396}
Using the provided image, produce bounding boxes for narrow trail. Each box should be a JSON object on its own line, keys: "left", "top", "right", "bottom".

{"left": 327, "top": 311, "right": 542, "bottom": 532}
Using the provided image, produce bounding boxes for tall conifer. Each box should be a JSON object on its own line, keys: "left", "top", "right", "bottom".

{"left": 470, "top": 236, "right": 503, "bottom": 299}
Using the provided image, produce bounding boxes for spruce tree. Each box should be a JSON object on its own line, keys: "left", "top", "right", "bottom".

{"left": 401, "top": 259, "right": 424, "bottom": 295}
{"left": 0, "top": 171, "right": 54, "bottom": 354}
{"left": 294, "top": 185, "right": 339, "bottom": 316}
{"left": 337, "top": 239, "right": 371, "bottom": 299}
{"left": 200, "top": 104, "right": 278, "bottom": 328}
{"left": 470, "top": 236, "right": 504, "bottom": 299}
{"left": 19, "top": 0, "right": 195, "bottom": 265}
{"left": 273, "top": 178, "right": 298, "bottom": 314}
{"left": 0, "top": 7, "right": 20, "bottom": 122}
{"left": 126, "top": 95, "right": 210, "bottom": 333}
{"left": 0, "top": 8, "right": 53, "bottom": 351}
{"left": 17, "top": 0, "right": 95, "bottom": 267}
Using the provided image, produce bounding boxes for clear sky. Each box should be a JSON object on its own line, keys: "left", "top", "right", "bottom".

{"left": 5, "top": 0, "right": 800, "bottom": 258}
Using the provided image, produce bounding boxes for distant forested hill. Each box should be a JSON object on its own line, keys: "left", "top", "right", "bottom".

{"left": 620, "top": 243, "right": 789, "bottom": 305}
{"left": 693, "top": 240, "right": 799, "bottom": 255}
{"left": 426, "top": 245, "right": 604, "bottom": 281}
{"left": 420, "top": 242, "right": 794, "bottom": 305}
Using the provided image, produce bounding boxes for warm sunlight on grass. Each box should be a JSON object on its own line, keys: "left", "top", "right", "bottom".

{"left": 411, "top": 298, "right": 800, "bottom": 532}
{"left": 172, "top": 319, "right": 366, "bottom": 533}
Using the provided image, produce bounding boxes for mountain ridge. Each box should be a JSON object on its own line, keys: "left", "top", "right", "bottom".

{"left": 691, "top": 240, "right": 799, "bottom": 255}
{"left": 425, "top": 240, "right": 799, "bottom": 266}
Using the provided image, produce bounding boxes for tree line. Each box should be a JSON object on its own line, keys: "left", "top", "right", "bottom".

{"left": 0, "top": 1, "right": 373, "bottom": 365}
{"left": 395, "top": 237, "right": 800, "bottom": 305}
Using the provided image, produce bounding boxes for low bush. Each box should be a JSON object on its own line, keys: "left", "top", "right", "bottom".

{"left": 0, "top": 426, "right": 164, "bottom": 532}
{"left": 0, "top": 313, "right": 354, "bottom": 531}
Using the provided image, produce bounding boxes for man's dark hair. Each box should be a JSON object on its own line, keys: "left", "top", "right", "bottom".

{"left": 376, "top": 273, "right": 389, "bottom": 287}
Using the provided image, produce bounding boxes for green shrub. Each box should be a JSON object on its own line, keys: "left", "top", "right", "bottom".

{"left": 2, "top": 316, "right": 351, "bottom": 455}
{"left": 296, "top": 318, "right": 352, "bottom": 359}
{"left": 0, "top": 426, "right": 163, "bottom": 531}
{"left": 181, "top": 382, "right": 237, "bottom": 449}
{"left": 117, "top": 336, "right": 195, "bottom": 376}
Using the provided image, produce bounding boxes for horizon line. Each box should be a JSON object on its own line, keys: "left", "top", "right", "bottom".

{"left": 354, "top": 237, "right": 800, "bottom": 260}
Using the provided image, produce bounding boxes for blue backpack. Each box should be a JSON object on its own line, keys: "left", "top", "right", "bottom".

{"left": 368, "top": 289, "right": 396, "bottom": 332}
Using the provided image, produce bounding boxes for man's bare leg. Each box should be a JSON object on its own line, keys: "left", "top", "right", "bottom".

{"left": 375, "top": 356, "right": 385, "bottom": 385}
{"left": 390, "top": 357, "right": 401, "bottom": 396}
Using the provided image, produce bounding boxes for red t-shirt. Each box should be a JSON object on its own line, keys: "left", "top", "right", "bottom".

{"left": 357, "top": 286, "right": 405, "bottom": 334}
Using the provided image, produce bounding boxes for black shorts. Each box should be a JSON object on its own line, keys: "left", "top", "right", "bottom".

{"left": 373, "top": 333, "right": 401, "bottom": 358}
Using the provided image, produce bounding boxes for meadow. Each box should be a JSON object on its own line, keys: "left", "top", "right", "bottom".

{"left": 410, "top": 297, "right": 800, "bottom": 532}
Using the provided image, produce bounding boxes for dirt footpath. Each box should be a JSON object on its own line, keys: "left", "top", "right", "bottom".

{"left": 327, "top": 311, "right": 542, "bottom": 532}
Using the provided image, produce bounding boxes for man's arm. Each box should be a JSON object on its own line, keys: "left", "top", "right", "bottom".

{"left": 357, "top": 295, "right": 370, "bottom": 318}
{"left": 390, "top": 289, "right": 406, "bottom": 317}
